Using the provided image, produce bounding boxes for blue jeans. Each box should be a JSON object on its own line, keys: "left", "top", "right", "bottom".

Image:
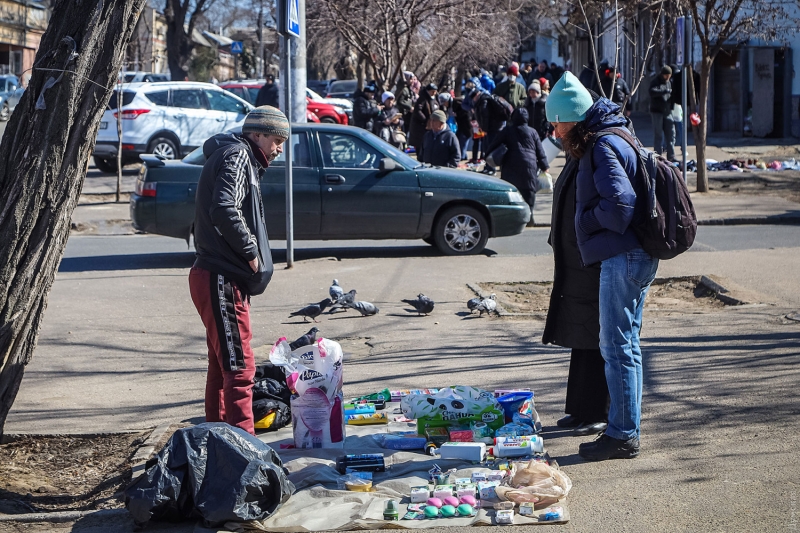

{"left": 599, "top": 248, "right": 659, "bottom": 441}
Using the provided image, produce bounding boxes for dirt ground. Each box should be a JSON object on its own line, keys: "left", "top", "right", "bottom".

{"left": 482, "top": 276, "right": 729, "bottom": 316}
{"left": 706, "top": 170, "right": 800, "bottom": 203}
{"left": 0, "top": 432, "right": 147, "bottom": 514}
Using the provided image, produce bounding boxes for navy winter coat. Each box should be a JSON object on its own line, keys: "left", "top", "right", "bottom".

{"left": 575, "top": 98, "right": 643, "bottom": 266}
{"left": 487, "top": 108, "right": 548, "bottom": 193}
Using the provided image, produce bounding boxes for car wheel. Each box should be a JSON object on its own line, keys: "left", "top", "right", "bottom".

{"left": 320, "top": 117, "right": 337, "bottom": 124}
{"left": 148, "top": 137, "right": 178, "bottom": 160}
{"left": 93, "top": 156, "right": 118, "bottom": 174}
{"left": 433, "top": 205, "right": 489, "bottom": 256}
{"left": 422, "top": 236, "right": 435, "bottom": 246}
{"left": 0, "top": 103, "right": 9, "bottom": 122}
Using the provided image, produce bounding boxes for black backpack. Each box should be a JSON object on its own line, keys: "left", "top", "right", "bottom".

{"left": 489, "top": 94, "right": 514, "bottom": 121}
{"left": 593, "top": 127, "right": 697, "bottom": 260}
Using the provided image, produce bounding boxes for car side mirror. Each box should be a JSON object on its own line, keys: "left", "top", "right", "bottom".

{"left": 379, "top": 157, "right": 400, "bottom": 174}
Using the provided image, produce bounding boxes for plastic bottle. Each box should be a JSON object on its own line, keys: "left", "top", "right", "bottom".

{"left": 490, "top": 435, "right": 544, "bottom": 457}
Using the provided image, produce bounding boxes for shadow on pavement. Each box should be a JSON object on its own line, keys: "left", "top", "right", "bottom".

{"left": 58, "top": 245, "right": 498, "bottom": 272}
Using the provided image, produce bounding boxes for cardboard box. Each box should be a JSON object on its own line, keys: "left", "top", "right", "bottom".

{"left": 438, "top": 442, "right": 486, "bottom": 462}
{"left": 410, "top": 486, "right": 430, "bottom": 503}
{"left": 478, "top": 481, "right": 500, "bottom": 500}
{"left": 433, "top": 485, "right": 454, "bottom": 499}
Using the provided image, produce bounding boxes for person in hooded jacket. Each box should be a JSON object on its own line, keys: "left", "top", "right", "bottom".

{"left": 255, "top": 74, "right": 279, "bottom": 108}
{"left": 374, "top": 91, "right": 405, "bottom": 148}
{"left": 408, "top": 83, "right": 439, "bottom": 153}
{"left": 524, "top": 81, "right": 550, "bottom": 141}
{"left": 396, "top": 72, "right": 415, "bottom": 133}
{"left": 546, "top": 72, "right": 659, "bottom": 461}
{"left": 486, "top": 107, "right": 549, "bottom": 225}
{"left": 353, "top": 83, "right": 381, "bottom": 132}
{"left": 600, "top": 66, "right": 632, "bottom": 112}
{"left": 464, "top": 84, "right": 506, "bottom": 175}
{"left": 190, "top": 105, "right": 288, "bottom": 436}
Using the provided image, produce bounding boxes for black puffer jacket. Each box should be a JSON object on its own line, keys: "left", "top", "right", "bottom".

{"left": 542, "top": 155, "right": 600, "bottom": 349}
{"left": 194, "top": 133, "right": 274, "bottom": 296}
{"left": 486, "top": 108, "right": 548, "bottom": 192}
{"left": 408, "top": 91, "right": 438, "bottom": 148}
{"left": 523, "top": 94, "right": 549, "bottom": 141}
{"left": 353, "top": 91, "right": 381, "bottom": 131}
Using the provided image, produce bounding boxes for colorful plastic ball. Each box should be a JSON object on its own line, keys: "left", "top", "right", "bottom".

{"left": 440, "top": 504, "right": 457, "bottom": 517}
{"left": 426, "top": 497, "right": 443, "bottom": 508}
{"left": 423, "top": 505, "right": 439, "bottom": 518}
{"left": 457, "top": 503, "right": 475, "bottom": 516}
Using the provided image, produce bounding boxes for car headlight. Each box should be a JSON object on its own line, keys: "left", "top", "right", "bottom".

{"left": 507, "top": 191, "right": 525, "bottom": 203}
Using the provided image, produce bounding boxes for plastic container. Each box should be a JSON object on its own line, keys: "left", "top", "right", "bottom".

{"left": 384, "top": 500, "right": 399, "bottom": 520}
{"left": 490, "top": 435, "right": 544, "bottom": 457}
{"left": 438, "top": 442, "right": 486, "bottom": 462}
{"left": 335, "top": 453, "right": 386, "bottom": 474}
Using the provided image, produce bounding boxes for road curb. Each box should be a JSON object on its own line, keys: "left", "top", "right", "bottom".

{"left": 697, "top": 216, "right": 800, "bottom": 226}
{"left": 697, "top": 275, "right": 747, "bottom": 305}
{"left": 130, "top": 421, "right": 174, "bottom": 479}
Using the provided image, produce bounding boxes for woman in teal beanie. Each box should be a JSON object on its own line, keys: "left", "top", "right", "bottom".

{"left": 545, "top": 71, "right": 659, "bottom": 461}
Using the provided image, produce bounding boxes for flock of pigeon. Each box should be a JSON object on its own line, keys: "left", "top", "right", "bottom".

{"left": 288, "top": 279, "right": 498, "bottom": 323}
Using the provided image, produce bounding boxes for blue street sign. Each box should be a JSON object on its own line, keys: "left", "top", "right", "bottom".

{"left": 231, "top": 41, "right": 243, "bottom": 54}
{"left": 287, "top": 0, "right": 300, "bottom": 37}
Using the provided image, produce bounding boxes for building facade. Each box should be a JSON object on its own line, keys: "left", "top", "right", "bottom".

{"left": 0, "top": 0, "right": 48, "bottom": 82}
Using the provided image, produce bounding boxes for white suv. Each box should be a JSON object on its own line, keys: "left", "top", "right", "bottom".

{"left": 93, "top": 82, "right": 252, "bottom": 173}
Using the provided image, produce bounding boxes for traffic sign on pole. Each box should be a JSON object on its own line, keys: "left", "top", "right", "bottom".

{"left": 676, "top": 17, "right": 685, "bottom": 67}
{"left": 279, "top": 0, "right": 300, "bottom": 37}
{"left": 230, "top": 41, "right": 243, "bottom": 54}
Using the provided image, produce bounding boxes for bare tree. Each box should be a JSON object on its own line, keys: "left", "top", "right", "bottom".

{"left": 0, "top": 0, "right": 146, "bottom": 436}
{"left": 683, "top": 0, "right": 798, "bottom": 192}
{"left": 164, "top": 0, "right": 216, "bottom": 81}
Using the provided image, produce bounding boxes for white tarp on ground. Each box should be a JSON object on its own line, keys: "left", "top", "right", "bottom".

{"left": 197, "top": 420, "right": 569, "bottom": 532}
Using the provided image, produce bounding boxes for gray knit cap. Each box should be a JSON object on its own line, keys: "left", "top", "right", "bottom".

{"left": 242, "top": 105, "right": 290, "bottom": 139}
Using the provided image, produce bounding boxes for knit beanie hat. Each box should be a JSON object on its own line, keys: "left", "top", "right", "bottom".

{"left": 545, "top": 71, "right": 593, "bottom": 123}
{"left": 243, "top": 105, "right": 290, "bottom": 139}
{"left": 661, "top": 65, "right": 672, "bottom": 75}
{"left": 431, "top": 110, "right": 447, "bottom": 123}
{"left": 508, "top": 65, "right": 519, "bottom": 76}
{"left": 382, "top": 91, "right": 395, "bottom": 103}
{"left": 528, "top": 81, "right": 541, "bottom": 93}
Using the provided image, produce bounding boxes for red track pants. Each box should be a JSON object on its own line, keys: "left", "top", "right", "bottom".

{"left": 188, "top": 266, "right": 255, "bottom": 435}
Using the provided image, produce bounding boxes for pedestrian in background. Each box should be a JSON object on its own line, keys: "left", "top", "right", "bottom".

{"left": 396, "top": 71, "right": 415, "bottom": 134}
{"left": 353, "top": 83, "right": 381, "bottom": 132}
{"left": 418, "top": 109, "right": 460, "bottom": 168}
{"left": 190, "top": 106, "right": 287, "bottom": 436}
{"left": 479, "top": 68, "right": 496, "bottom": 93}
{"left": 550, "top": 62, "right": 565, "bottom": 84}
{"left": 535, "top": 60, "right": 553, "bottom": 87}
{"left": 486, "top": 107, "right": 549, "bottom": 226}
{"left": 600, "top": 65, "right": 631, "bottom": 112}
{"left": 408, "top": 83, "right": 439, "bottom": 154}
{"left": 255, "top": 74, "right": 279, "bottom": 108}
{"left": 494, "top": 64, "right": 527, "bottom": 108}
{"left": 375, "top": 91, "right": 405, "bottom": 148}
{"left": 547, "top": 72, "right": 659, "bottom": 461}
{"left": 524, "top": 81, "right": 549, "bottom": 141}
{"left": 649, "top": 65, "right": 676, "bottom": 162}
{"left": 453, "top": 96, "right": 473, "bottom": 160}
{"left": 539, "top": 77, "right": 551, "bottom": 95}
{"left": 669, "top": 64, "right": 684, "bottom": 147}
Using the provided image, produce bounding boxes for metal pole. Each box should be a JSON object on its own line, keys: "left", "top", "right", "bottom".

{"left": 682, "top": 16, "right": 691, "bottom": 182}
{"left": 257, "top": 2, "right": 264, "bottom": 78}
{"left": 682, "top": 65, "right": 688, "bottom": 182}
{"left": 283, "top": 34, "right": 294, "bottom": 268}
{"left": 289, "top": 0, "right": 306, "bottom": 123}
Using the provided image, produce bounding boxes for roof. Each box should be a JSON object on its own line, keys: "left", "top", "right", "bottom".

{"left": 203, "top": 31, "right": 234, "bottom": 47}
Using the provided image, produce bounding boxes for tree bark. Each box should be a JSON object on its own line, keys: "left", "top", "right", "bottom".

{"left": 164, "top": 0, "right": 191, "bottom": 81}
{"left": 0, "top": 0, "right": 146, "bottom": 437}
{"left": 695, "top": 56, "right": 712, "bottom": 193}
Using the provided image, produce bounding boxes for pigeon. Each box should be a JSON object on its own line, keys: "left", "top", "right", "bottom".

{"left": 289, "top": 299, "right": 332, "bottom": 323}
{"left": 467, "top": 297, "right": 482, "bottom": 313}
{"left": 346, "top": 300, "right": 380, "bottom": 316}
{"left": 402, "top": 293, "right": 435, "bottom": 315}
{"left": 476, "top": 294, "right": 497, "bottom": 316}
{"left": 329, "top": 279, "right": 344, "bottom": 301}
{"left": 329, "top": 289, "right": 357, "bottom": 313}
{"left": 289, "top": 327, "right": 319, "bottom": 351}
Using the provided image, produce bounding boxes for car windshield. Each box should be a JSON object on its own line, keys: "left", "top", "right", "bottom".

{"left": 367, "top": 134, "right": 419, "bottom": 168}
{"left": 328, "top": 80, "right": 356, "bottom": 93}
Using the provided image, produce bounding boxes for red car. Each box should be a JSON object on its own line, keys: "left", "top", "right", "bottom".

{"left": 219, "top": 81, "right": 346, "bottom": 124}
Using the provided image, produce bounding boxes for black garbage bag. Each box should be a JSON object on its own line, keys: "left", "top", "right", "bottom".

{"left": 252, "top": 362, "right": 292, "bottom": 432}
{"left": 125, "top": 423, "right": 295, "bottom": 527}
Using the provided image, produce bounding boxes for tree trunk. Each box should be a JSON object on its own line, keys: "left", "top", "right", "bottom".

{"left": 164, "top": 0, "right": 191, "bottom": 81}
{"left": 0, "top": 0, "right": 146, "bottom": 437}
{"left": 695, "top": 57, "right": 712, "bottom": 193}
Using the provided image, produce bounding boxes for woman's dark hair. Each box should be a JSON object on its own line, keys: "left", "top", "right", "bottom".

{"left": 560, "top": 120, "right": 594, "bottom": 160}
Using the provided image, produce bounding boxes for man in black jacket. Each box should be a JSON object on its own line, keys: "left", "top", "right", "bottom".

{"left": 418, "top": 109, "right": 460, "bottom": 167}
{"left": 524, "top": 81, "right": 549, "bottom": 141}
{"left": 189, "top": 106, "right": 288, "bottom": 436}
{"left": 353, "top": 83, "right": 381, "bottom": 132}
{"left": 649, "top": 65, "right": 675, "bottom": 161}
{"left": 255, "top": 74, "right": 280, "bottom": 108}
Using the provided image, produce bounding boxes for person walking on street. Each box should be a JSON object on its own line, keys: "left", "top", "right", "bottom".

{"left": 494, "top": 64, "right": 526, "bottom": 108}
{"left": 453, "top": 96, "right": 472, "bottom": 159}
{"left": 649, "top": 65, "right": 676, "bottom": 162}
{"left": 542, "top": 124, "right": 609, "bottom": 437}
{"left": 418, "top": 109, "right": 460, "bottom": 168}
{"left": 408, "top": 83, "right": 439, "bottom": 154}
{"left": 535, "top": 60, "right": 553, "bottom": 87}
{"left": 375, "top": 91, "right": 405, "bottom": 148}
{"left": 546, "top": 72, "right": 659, "bottom": 461}
{"left": 486, "top": 107, "right": 548, "bottom": 226}
{"left": 189, "top": 106, "right": 288, "bottom": 436}
{"left": 396, "top": 72, "right": 415, "bottom": 133}
{"left": 669, "top": 64, "right": 684, "bottom": 147}
{"left": 353, "top": 83, "right": 381, "bottom": 132}
{"left": 600, "top": 65, "right": 632, "bottom": 113}
{"left": 524, "top": 81, "right": 550, "bottom": 141}
{"left": 255, "top": 74, "right": 279, "bottom": 108}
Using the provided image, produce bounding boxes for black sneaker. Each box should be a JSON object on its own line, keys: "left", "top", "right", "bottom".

{"left": 578, "top": 433, "right": 639, "bottom": 461}
{"left": 573, "top": 420, "right": 608, "bottom": 437}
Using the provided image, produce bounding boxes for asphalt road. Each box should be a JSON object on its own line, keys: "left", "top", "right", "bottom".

{"left": 59, "top": 225, "right": 800, "bottom": 269}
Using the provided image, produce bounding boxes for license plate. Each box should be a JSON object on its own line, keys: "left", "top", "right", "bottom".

{"left": 99, "top": 122, "right": 108, "bottom": 129}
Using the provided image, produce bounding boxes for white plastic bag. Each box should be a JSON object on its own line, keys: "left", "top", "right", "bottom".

{"left": 495, "top": 460, "right": 572, "bottom": 508}
{"left": 269, "top": 337, "right": 343, "bottom": 401}
{"left": 536, "top": 171, "right": 553, "bottom": 194}
{"left": 542, "top": 136, "right": 560, "bottom": 165}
